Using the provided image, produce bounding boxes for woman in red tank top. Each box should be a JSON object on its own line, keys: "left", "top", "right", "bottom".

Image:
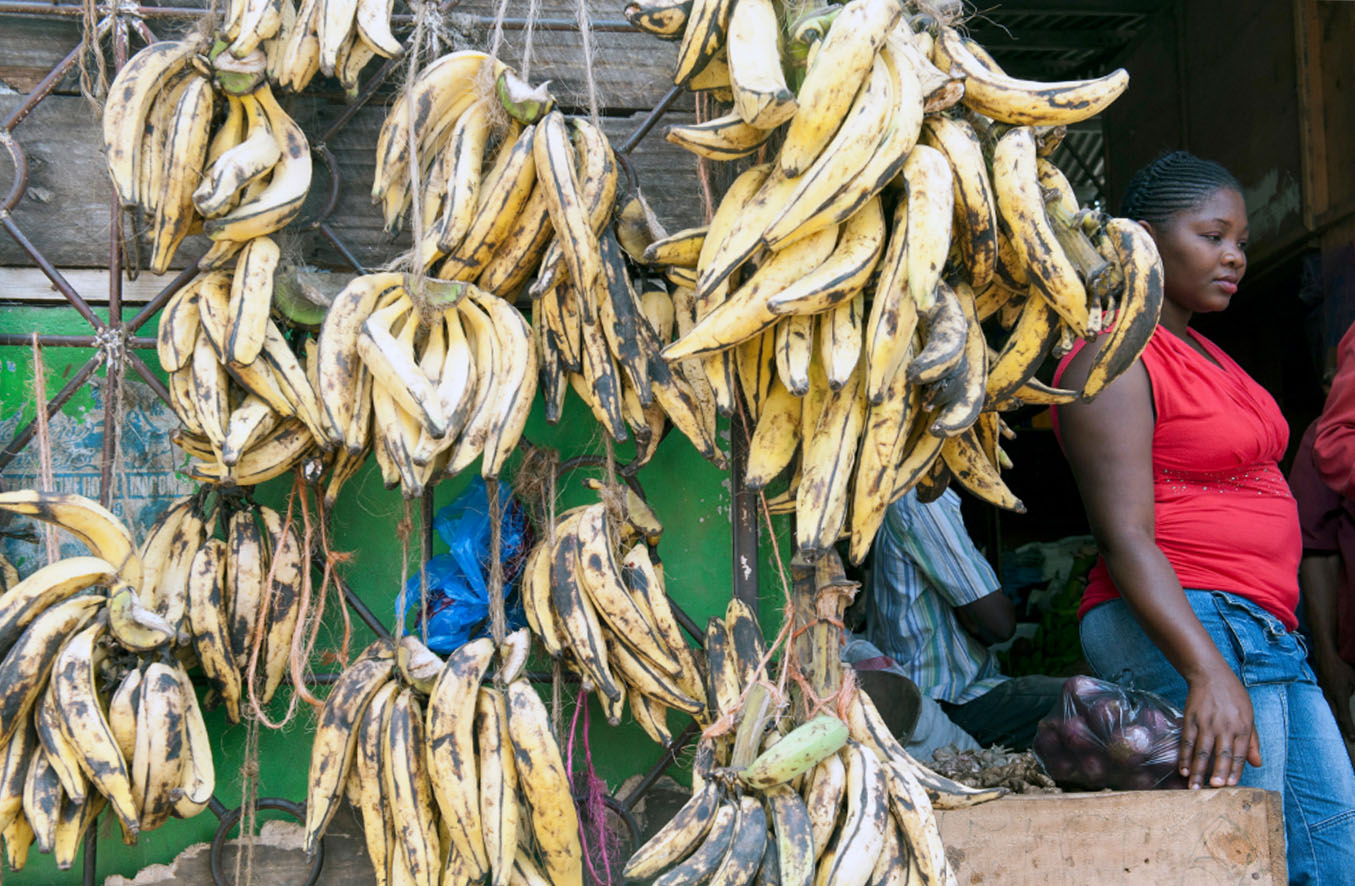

{"left": 1054, "top": 152, "right": 1354, "bottom": 885}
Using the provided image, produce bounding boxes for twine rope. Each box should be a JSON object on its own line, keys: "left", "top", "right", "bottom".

{"left": 95, "top": 326, "right": 135, "bottom": 531}
{"left": 316, "top": 492, "right": 354, "bottom": 668}
{"left": 694, "top": 93, "right": 715, "bottom": 224}
{"left": 29, "top": 335, "right": 58, "bottom": 563}
{"left": 418, "top": 494, "right": 430, "bottom": 645}
{"left": 288, "top": 480, "right": 328, "bottom": 709}
{"left": 699, "top": 401, "right": 803, "bottom": 739}
{"left": 397, "top": 498, "right": 414, "bottom": 636}
{"left": 574, "top": 0, "right": 602, "bottom": 126}
{"left": 403, "top": 3, "right": 435, "bottom": 288}
{"left": 486, "top": 478, "right": 507, "bottom": 650}
{"left": 545, "top": 458, "right": 564, "bottom": 743}
{"left": 77, "top": 0, "right": 109, "bottom": 109}
{"left": 566, "top": 686, "right": 618, "bottom": 886}
{"left": 233, "top": 716, "right": 262, "bottom": 886}
{"left": 520, "top": 0, "right": 543, "bottom": 79}
{"left": 487, "top": 0, "right": 512, "bottom": 61}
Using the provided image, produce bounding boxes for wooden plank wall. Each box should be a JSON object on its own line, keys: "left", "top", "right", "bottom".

{"left": 1101, "top": 0, "right": 1304, "bottom": 263}
{"left": 0, "top": 2, "right": 707, "bottom": 286}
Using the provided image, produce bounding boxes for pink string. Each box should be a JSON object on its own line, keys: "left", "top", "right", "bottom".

{"left": 565, "top": 688, "right": 616, "bottom": 886}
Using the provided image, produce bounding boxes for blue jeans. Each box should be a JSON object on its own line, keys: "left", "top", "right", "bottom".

{"left": 1081, "top": 591, "right": 1355, "bottom": 885}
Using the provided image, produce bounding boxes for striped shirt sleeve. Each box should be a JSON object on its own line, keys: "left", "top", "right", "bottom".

{"left": 893, "top": 490, "right": 1001, "bottom": 606}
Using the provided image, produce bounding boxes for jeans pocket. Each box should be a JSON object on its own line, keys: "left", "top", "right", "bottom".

{"left": 1309, "top": 807, "right": 1355, "bottom": 837}
{"left": 1210, "top": 593, "right": 1303, "bottom": 686}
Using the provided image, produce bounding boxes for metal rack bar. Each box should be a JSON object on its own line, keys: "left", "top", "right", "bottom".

{"left": 730, "top": 400, "right": 759, "bottom": 610}
{"left": 334, "top": 569, "right": 394, "bottom": 640}
{"left": 618, "top": 84, "right": 683, "bottom": 155}
{"left": 0, "top": 25, "right": 100, "bottom": 131}
{"left": 124, "top": 348, "right": 174, "bottom": 407}
{"left": 0, "top": 217, "right": 106, "bottom": 331}
{"left": 125, "top": 260, "right": 200, "bottom": 333}
{"left": 617, "top": 719, "right": 700, "bottom": 811}
{"left": 0, "top": 334, "right": 155, "bottom": 347}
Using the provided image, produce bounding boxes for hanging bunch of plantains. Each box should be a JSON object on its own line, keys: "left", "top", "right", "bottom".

{"left": 627, "top": 0, "right": 1161, "bottom": 562}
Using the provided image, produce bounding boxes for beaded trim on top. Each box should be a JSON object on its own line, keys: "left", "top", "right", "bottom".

{"left": 1156, "top": 464, "right": 1290, "bottom": 497}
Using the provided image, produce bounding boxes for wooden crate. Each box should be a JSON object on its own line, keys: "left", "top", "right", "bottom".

{"left": 936, "top": 788, "right": 1285, "bottom": 885}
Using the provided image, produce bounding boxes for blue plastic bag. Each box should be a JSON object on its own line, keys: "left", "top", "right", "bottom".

{"left": 399, "top": 478, "right": 533, "bottom": 652}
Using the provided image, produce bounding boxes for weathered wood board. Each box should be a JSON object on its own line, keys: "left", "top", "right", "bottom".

{"left": 0, "top": 7, "right": 705, "bottom": 273}
{"left": 0, "top": 92, "right": 703, "bottom": 271}
{"left": 448, "top": 0, "right": 695, "bottom": 114}
{"left": 936, "top": 787, "right": 1286, "bottom": 885}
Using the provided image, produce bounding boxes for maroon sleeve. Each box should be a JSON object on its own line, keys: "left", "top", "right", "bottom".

{"left": 1315, "top": 322, "right": 1355, "bottom": 499}
{"left": 1291, "top": 421, "right": 1342, "bottom": 551}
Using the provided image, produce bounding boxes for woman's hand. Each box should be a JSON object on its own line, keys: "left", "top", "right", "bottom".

{"left": 1179, "top": 668, "right": 1262, "bottom": 788}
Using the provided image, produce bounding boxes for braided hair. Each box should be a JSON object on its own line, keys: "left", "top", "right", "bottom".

{"left": 1119, "top": 151, "right": 1242, "bottom": 225}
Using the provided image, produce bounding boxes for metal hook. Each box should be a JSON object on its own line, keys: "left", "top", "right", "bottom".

{"left": 209, "top": 796, "right": 324, "bottom": 886}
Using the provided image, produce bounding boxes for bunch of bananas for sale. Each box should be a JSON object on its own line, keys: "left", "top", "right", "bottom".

{"left": 302, "top": 633, "right": 587, "bottom": 886}
{"left": 518, "top": 492, "right": 711, "bottom": 740}
{"left": 234, "top": 0, "right": 404, "bottom": 95}
{"left": 158, "top": 259, "right": 331, "bottom": 489}
{"left": 626, "top": 552, "right": 1004, "bottom": 886}
{"left": 313, "top": 273, "right": 538, "bottom": 498}
{"left": 628, "top": 0, "right": 1162, "bottom": 562}
{"left": 624, "top": 691, "right": 1005, "bottom": 886}
{"left": 371, "top": 51, "right": 726, "bottom": 469}
{"left": 103, "top": 38, "right": 313, "bottom": 274}
{"left": 525, "top": 162, "right": 726, "bottom": 472}
{"left": 0, "top": 491, "right": 219, "bottom": 870}
{"left": 134, "top": 491, "right": 306, "bottom": 723}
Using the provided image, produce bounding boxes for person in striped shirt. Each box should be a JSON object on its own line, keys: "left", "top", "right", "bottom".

{"left": 864, "top": 487, "right": 1065, "bottom": 752}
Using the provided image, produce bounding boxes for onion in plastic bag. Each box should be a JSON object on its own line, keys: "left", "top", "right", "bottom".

{"left": 1032, "top": 675, "right": 1188, "bottom": 790}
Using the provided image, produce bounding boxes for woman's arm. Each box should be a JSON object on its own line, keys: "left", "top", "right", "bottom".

{"left": 1058, "top": 347, "right": 1261, "bottom": 788}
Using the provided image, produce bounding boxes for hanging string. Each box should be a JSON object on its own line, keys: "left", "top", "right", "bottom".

{"left": 574, "top": 0, "right": 602, "bottom": 126}
{"left": 551, "top": 659, "right": 565, "bottom": 745}
{"left": 403, "top": 5, "right": 433, "bottom": 289}
{"left": 694, "top": 93, "right": 715, "bottom": 224}
{"left": 77, "top": 0, "right": 108, "bottom": 109}
{"left": 288, "top": 480, "right": 327, "bottom": 708}
{"left": 233, "top": 716, "right": 262, "bottom": 886}
{"left": 487, "top": 0, "right": 513, "bottom": 62}
{"left": 397, "top": 498, "right": 414, "bottom": 637}
{"left": 486, "top": 478, "right": 508, "bottom": 651}
{"left": 520, "top": 0, "right": 544, "bottom": 80}
{"left": 247, "top": 487, "right": 353, "bottom": 729}
{"left": 401, "top": 0, "right": 444, "bottom": 289}
{"left": 698, "top": 409, "right": 804, "bottom": 739}
{"left": 251, "top": 484, "right": 302, "bottom": 726}
{"left": 566, "top": 686, "right": 618, "bottom": 886}
{"left": 758, "top": 490, "right": 798, "bottom": 703}
{"left": 98, "top": 327, "right": 136, "bottom": 532}
{"left": 600, "top": 436, "right": 625, "bottom": 551}
{"left": 315, "top": 492, "right": 354, "bottom": 667}
{"left": 419, "top": 493, "right": 430, "bottom": 645}
{"left": 29, "top": 335, "right": 58, "bottom": 564}
{"left": 545, "top": 457, "right": 564, "bottom": 742}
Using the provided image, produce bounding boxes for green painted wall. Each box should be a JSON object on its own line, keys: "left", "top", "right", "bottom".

{"left": 0, "top": 303, "right": 793, "bottom": 883}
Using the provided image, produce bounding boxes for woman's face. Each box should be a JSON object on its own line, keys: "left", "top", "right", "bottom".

{"left": 1143, "top": 187, "right": 1249, "bottom": 316}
